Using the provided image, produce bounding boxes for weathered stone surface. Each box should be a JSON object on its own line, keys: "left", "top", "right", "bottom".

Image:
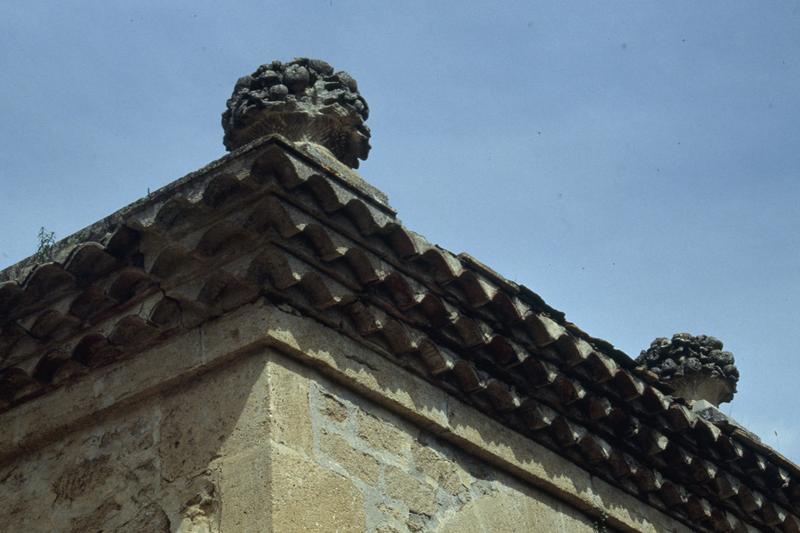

{"left": 222, "top": 58, "right": 371, "bottom": 169}
{"left": 158, "top": 354, "right": 271, "bottom": 480}
{"left": 384, "top": 464, "right": 439, "bottom": 517}
{"left": 119, "top": 503, "right": 171, "bottom": 532}
{"left": 356, "top": 409, "right": 412, "bottom": 457}
{"left": 320, "top": 390, "right": 349, "bottom": 422}
{"left": 270, "top": 444, "right": 366, "bottom": 532}
{"left": 216, "top": 447, "right": 268, "bottom": 532}
{"left": 438, "top": 490, "right": 595, "bottom": 533}
{"left": 53, "top": 455, "right": 114, "bottom": 502}
{"left": 69, "top": 499, "right": 123, "bottom": 533}
{"left": 0, "top": 401, "right": 169, "bottom": 532}
{"left": 267, "top": 357, "right": 313, "bottom": 456}
{"left": 411, "top": 437, "right": 471, "bottom": 495}
{"left": 374, "top": 502, "right": 409, "bottom": 533}
{"left": 637, "top": 333, "right": 739, "bottom": 405}
{"left": 319, "top": 428, "right": 381, "bottom": 485}
{"left": 175, "top": 478, "right": 220, "bottom": 533}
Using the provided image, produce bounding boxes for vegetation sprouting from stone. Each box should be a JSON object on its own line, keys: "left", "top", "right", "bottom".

{"left": 33, "top": 226, "right": 56, "bottom": 263}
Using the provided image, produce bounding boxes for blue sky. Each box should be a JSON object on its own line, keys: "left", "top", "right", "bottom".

{"left": 1, "top": 1, "right": 799, "bottom": 462}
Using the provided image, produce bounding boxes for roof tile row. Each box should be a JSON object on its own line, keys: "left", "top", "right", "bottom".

{"left": 0, "top": 138, "right": 798, "bottom": 532}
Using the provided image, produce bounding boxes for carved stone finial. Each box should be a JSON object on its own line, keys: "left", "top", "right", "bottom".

{"left": 636, "top": 333, "right": 740, "bottom": 406}
{"left": 222, "top": 58, "right": 370, "bottom": 168}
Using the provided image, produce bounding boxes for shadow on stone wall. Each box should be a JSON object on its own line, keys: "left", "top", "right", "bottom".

{"left": 0, "top": 341, "right": 269, "bottom": 533}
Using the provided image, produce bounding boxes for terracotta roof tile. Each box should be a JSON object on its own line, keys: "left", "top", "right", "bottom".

{"left": 0, "top": 135, "right": 797, "bottom": 531}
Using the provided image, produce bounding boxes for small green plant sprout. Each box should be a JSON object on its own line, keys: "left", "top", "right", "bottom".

{"left": 33, "top": 226, "right": 56, "bottom": 262}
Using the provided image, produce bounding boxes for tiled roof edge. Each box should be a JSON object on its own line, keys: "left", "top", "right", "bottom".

{"left": 1, "top": 136, "right": 798, "bottom": 530}
{"left": 0, "top": 135, "right": 394, "bottom": 285}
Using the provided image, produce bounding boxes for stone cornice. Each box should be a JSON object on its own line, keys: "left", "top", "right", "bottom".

{"left": 0, "top": 300, "right": 690, "bottom": 533}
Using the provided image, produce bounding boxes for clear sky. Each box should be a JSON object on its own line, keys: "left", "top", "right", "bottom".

{"left": 1, "top": 1, "right": 798, "bottom": 462}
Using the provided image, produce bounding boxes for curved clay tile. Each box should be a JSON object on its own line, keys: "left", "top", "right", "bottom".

{"left": 108, "top": 267, "right": 155, "bottom": 303}
{"left": 202, "top": 173, "right": 252, "bottom": 208}
{"left": 64, "top": 242, "right": 117, "bottom": 282}
{"left": 0, "top": 282, "right": 26, "bottom": 317}
{"left": 250, "top": 142, "right": 302, "bottom": 187}
{"left": 23, "top": 263, "right": 75, "bottom": 300}
{"left": 107, "top": 315, "right": 159, "bottom": 347}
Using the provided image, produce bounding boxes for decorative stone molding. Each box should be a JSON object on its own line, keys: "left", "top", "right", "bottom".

{"left": 222, "top": 58, "right": 370, "bottom": 169}
{"left": 636, "top": 333, "right": 739, "bottom": 406}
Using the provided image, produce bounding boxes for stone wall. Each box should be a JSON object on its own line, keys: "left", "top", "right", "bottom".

{"left": 273, "top": 356, "right": 597, "bottom": 533}
{"left": 0, "top": 349, "right": 273, "bottom": 532}
{"left": 0, "top": 300, "right": 690, "bottom": 532}
{"left": 0, "top": 351, "right": 593, "bottom": 532}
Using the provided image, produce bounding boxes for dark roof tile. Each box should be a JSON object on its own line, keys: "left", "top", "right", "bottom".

{"left": 0, "top": 136, "right": 797, "bottom": 531}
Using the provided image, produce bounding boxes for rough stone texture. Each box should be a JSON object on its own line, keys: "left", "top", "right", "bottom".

{"left": 0, "top": 341, "right": 274, "bottom": 533}
{"left": 636, "top": 333, "right": 739, "bottom": 405}
{"left": 215, "top": 447, "right": 270, "bottom": 532}
{"left": 356, "top": 409, "right": 413, "bottom": 457}
{"left": 321, "top": 390, "right": 349, "bottom": 423}
{"left": 158, "top": 353, "right": 271, "bottom": 481}
{"left": 320, "top": 428, "right": 382, "bottom": 485}
{"left": 222, "top": 58, "right": 371, "bottom": 168}
{"left": 411, "top": 438, "right": 471, "bottom": 495}
{"left": 437, "top": 491, "right": 595, "bottom": 533}
{"left": 0, "top": 376, "right": 224, "bottom": 532}
{"left": 271, "top": 443, "right": 367, "bottom": 532}
{"left": 385, "top": 465, "right": 440, "bottom": 517}
{"left": 267, "top": 357, "right": 314, "bottom": 456}
{"left": 301, "top": 365, "right": 613, "bottom": 532}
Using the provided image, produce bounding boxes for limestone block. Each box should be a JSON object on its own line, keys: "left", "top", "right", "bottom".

{"left": 270, "top": 444, "right": 366, "bottom": 532}
{"left": 319, "top": 429, "right": 381, "bottom": 485}
{"left": 159, "top": 354, "right": 271, "bottom": 481}
{"left": 215, "top": 448, "right": 270, "bottom": 533}
{"left": 374, "top": 501, "right": 408, "bottom": 532}
{"left": 384, "top": 465, "right": 439, "bottom": 517}
{"left": 438, "top": 490, "right": 594, "bottom": 533}
{"left": 320, "top": 390, "right": 349, "bottom": 423}
{"left": 356, "top": 409, "right": 412, "bottom": 458}
{"left": 411, "top": 439, "right": 471, "bottom": 495}
{"left": 264, "top": 306, "right": 451, "bottom": 429}
{"left": 267, "top": 357, "right": 313, "bottom": 455}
